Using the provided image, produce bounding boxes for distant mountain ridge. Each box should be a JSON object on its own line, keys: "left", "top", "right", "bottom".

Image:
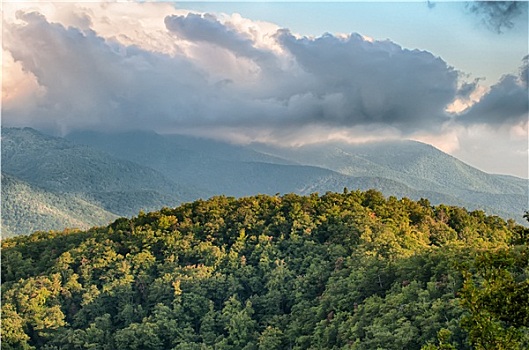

{"left": 252, "top": 140, "right": 526, "bottom": 195}
{"left": 67, "top": 129, "right": 526, "bottom": 221}
{"left": 1, "top": 127, "right": 527, "bottom": 235}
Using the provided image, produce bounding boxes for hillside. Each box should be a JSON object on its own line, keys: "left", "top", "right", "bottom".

{"left": 1, "top": 127, "right": 198, "bottom": 219}
{"left": 1, "top": 173, "right": 117, "bottom": 237}
{"left": 2, "top": 192, "right": 528, "bottom": 349}
{"left": 69, "top": 130, "right": 459, "bottom": 202}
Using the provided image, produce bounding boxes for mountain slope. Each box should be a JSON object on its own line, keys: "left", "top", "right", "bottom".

{"left": 67, "top": 130, "right": 527, "bottom": 222}
{"left": 67, "top": 131, "right": 479, "bottom": 209}
{"left": 252, "top": 140, "right": 527, "bottom": 219}
{"left": 1, "top": 173, "right": 117, "bottom": 237}
{"left": 2, "top": 127, "right": 525, "bottom": 236}
{"left": 253, "top": 140, "right": 526, "bottom": 195}
{"left": 66, "top": 130, "right": 301, "bottom": 196}
{"left": 1, "top": 128, "right": 196, "bottom": 219}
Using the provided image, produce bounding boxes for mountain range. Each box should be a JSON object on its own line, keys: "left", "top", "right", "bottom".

{"left": 2, "top": 127, "right": 527, "bottom": 236}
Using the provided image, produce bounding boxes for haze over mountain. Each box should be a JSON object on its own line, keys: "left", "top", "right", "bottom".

{"left": 254, "top": 141, "right": 526, "bottom": 194}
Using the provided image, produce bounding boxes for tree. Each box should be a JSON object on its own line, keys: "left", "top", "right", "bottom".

{"left": 459, "top": 246, "right": 529, "bottom": 349}
{"left": 1, "top": 192, "right": 527, "bottom": 349}
{"left": 217, "top": 296, "right": 258, "bottom": 350}
{"left": 1, "top": 304, "right": 34, "bottom": 350}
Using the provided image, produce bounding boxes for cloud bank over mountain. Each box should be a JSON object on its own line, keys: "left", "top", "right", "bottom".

{"left": 2, "top": 2, "right": 528, "bottom": 177}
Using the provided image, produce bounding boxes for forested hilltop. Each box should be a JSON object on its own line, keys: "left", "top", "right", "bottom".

{"left": 2, "top": 190, "right": 528, "bottom": 349}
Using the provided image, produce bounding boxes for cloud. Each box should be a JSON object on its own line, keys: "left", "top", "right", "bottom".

{"left": 276, "top": 30, "right": 459, "bottom": 131}
{"left": 164, "top": 12, "right": 284, "bottom": 84}
{"left": 520, "top": 55, "right": 528, "bottom": 87}
{"left": 467, "top": 1, "right": 528, "bottom": 33}
{"left": 165, "top": 13, "right": 270, "bottom": 62}
{"left": 3, "top": 3, "right": 523, "bottom": 141}
{"left": 456, "top": 78, "right": 482, "bottom": 99}
{"left": 4, "top": 10, "right": 208, "bottom": 133}
{"left": 2, "top": 3, "right": 527, "bottom": 177}
{"left": 457, "top": 58, "right": 528, "bottom": 126}
{"left": 451, "top": 123, "right": 528, "bottom": 178}
{"left": 3, "top": 6, "right": 464, "bottom": 137}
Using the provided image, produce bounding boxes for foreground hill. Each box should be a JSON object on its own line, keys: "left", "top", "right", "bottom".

{"left": 2, "top": 192, "right": 528, "bottom": 349}
{"left": 1, "top": 173, "right": 118, "bottom": 237}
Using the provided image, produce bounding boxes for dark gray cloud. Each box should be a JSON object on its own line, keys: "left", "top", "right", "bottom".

{"left": 467, "top": 1, "right": 528, "bottom": 33}
{"left": 164, "top": 13, "right": 282, "bottom": 79}
{"left": 457, "top": 58, "right": 528, "bottom": 125}
{"left": 276, "top": 30, "right": 459, "bottom": 130}
{"left": 456, "top": 78, "right": 482, "bottom": 99}
{"left": 520, "top": 55, "right": 528, "bottom": 87}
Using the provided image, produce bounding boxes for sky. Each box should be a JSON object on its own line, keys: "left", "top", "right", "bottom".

{"left": 2, "top": 1, "right": 528, "bottom": 178}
